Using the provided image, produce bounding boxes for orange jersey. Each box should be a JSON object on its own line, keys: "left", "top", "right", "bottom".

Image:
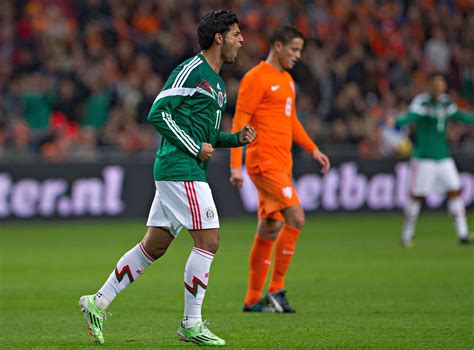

{"left": 230, "top": 61, "right": 318, "bottom": 175}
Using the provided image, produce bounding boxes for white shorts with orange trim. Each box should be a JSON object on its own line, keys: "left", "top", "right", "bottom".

{"left": 409, "top": 158, "right": 461, "bottom": 196}
{"left": 146, "top": 181, "right": 219, "bottom": 237}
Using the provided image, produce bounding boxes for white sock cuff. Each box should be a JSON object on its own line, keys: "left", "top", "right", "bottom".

{"left": 192, "top": 247, "right": 214, "bottom": 261}
{"left": 137, "top": 242, "right": 155, "bottom": 263}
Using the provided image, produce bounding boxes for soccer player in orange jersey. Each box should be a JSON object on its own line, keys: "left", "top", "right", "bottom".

{"left": 230, "top": 25, "right": 330, "bottom": 313}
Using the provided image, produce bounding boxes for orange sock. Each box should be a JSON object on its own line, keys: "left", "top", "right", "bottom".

{"left": 268, "top": 224, "right": 301, "bottom": 294}
{"left": 244, "top": 235, "right": 275, "bottom": 306}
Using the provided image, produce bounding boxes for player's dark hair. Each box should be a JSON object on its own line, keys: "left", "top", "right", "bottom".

{"left": 197, "top": 10, "right": 239, "bottom": 50}
{"left": 270, "top": 25, "right": 304, "bottom": 46}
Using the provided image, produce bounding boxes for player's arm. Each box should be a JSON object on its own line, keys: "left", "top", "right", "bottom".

{"left": 449, "top": 110, "right": 474, "bottom": 124}
{"left": 393, "top": 95, "right": 428, "bottom": 127}
{"left": 292, "top": 115, "right": 330, "bottom": 174}
{"left": 229, "top": 111, "right": 252, "bottom": 167}
{"left": 228, "top": 111, "right": 253, "bottom": 187}
{"left": 147, "top": 69, "right": 206, "bottom": 160}
{"left": 229, "top": 70, "right": 264, "bottom": 187}
{"left": 394, "top": 111, "right": 421, "bottom": 128}
{"left": 147, "top": 103, "right": 202, "bottom": 159}
{"left": 215, "top": 124, "right": 256, "bottom": 148}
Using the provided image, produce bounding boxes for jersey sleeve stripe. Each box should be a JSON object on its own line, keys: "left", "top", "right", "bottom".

{"left": 172, "top": 57, "right": 201, "bottom": 89}
{"left": 409, "top": 94, "right": 429, "bottom": 115}
{"left": 172, "top": 56, "right": 200, "bottom": 88}
{"left": 195, "top": 87, "right": 213, "bottom": 98}
{"left": 447, "top": 103, "right": 457, "bottom": 116}
{"left": 410, "top": 103, "right": 427, "bottom": 115}
{"left": 153, "top": 87, "right": 197, "bottom": 103}
{"left": 175, "top": 59, "right": 202, "bottom": 89}
{"left": 161, "top": 112, "right": 199, "bottom": 155}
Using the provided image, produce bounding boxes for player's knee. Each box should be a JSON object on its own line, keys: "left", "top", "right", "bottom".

{"left": 258, "top": 230, "right": 278, "bottom": 240}
{"left": 257, "top": 219, "right": 281, "bottom": 239}
{"left": 199, "top": 239, "right": 219, "bottom": 254}
{"left": 409, "top": 194, "right": 424, "bottom": 203}
{"left": 447, "top": 189, "right": 462, "bottom": 198}
{"left": 268, "top": 222, "right": 282, "bottom": 235}
{"left": 144, "top": 245, "right": 168, "bottom": 260}
{"left": 286, "top": 214, "right": 305, "bottom": 230}
{"left": 292, "top": 217, "right": 305, "bottom": 230}
{"left": 209, "top": 242, "right": 219, "bottom": 254}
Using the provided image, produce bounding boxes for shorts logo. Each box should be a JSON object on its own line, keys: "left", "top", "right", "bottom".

{"left": 205, "top": 207, "right": 216, "bottom": 221}
{"left": 282, "top": 186, "right": 293, "bottom": 199}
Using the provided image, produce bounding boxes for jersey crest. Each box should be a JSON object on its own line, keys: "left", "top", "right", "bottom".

{"left": 196, "top": 79, "right": 225, "bottom": 107}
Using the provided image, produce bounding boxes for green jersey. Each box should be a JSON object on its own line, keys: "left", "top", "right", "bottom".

{"left": 147, "top": 53, "right": 242, "bottom": 182}
{"left": 395, "top": 93, "right": 474, "bottom": 160}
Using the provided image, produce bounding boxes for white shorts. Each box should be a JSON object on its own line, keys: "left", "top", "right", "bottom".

{"left": 409, "top": 158, "right": 461, "bottom": 196}
{"left": 146, "top": 181, "right": 220, "bottom": 237}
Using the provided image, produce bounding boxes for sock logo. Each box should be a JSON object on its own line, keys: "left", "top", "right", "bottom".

{"left": 115, "top": 264, "right": 134, "bottom": 283}
{"left": 184, "top": 276, "right": 207, "bottom": 297}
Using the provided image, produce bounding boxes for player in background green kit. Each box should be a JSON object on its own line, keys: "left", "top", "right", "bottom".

{"left": 79, "top": 10, "right": 255, "bottom": 347}
{"left": 394, "top": 73, "right": 474, "bottom": 247}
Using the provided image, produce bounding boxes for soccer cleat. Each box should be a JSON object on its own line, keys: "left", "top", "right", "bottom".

{"left": 242, "top": 298, "right": 275, "bottom": 313}
{"left": 177, "top": 320, "right": 225, "bottom": 347}
{"left": 401, "top": 238, "right": 416, "bottom": 248}
{"left": 79, "top": 295, "right": 109, "bottom": 344}
{"left": 266, "top": 289, "right": 295, "bottom": 313}
{"left": 459, "top": 233, "right": 474, "bottom": 245}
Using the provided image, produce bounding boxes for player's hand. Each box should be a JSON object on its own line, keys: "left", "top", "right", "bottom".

{"left": 312, "top": 149, "right": 331, "bottom": 174}
{"left": 386, "top": 114, "right": 395, "bottom": 128}
{"left": 229, "top": 168, "right": 244, "bottom": 188}
{"left": 198, "top": 143, "right": 214, "bottom": 161}
{"left": 239, "top": 124, "right": 256, "bottom": 145}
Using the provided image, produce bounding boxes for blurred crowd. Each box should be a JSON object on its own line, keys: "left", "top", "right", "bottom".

{"left": 0, "top": 0, "right": 473, "bottom": 162}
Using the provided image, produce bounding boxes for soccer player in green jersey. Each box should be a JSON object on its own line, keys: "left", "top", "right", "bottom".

{"left": 79, "top": 10, "right": 255, "bottom": 347}
{"left": 394, "top": 73, "right": 474, "bottom": 247}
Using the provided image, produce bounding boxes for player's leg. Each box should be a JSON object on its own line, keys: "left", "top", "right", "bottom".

{"left": 93, "top": 227, "right": 173, "bottom": 310}
{"left": 172, "top": 181, "right": 225, "bottom": 346}
{"left": 442, "top": 158, "right": 471, "bottom": 243}
{"left": 79, "top": 230, "right": 172, "bottom": 344}
{"left": 248, "top": 171, "right": 301, "bottom": 313}
{"left": 401, "top": 159, "right": 432, "bottom": 247}
{"left": 266, "top": 204, "right": 304, "bottom": 313}
{"left": 79, "top": 183, "right": 175, "bottom": 344}
{"left": 243, "top": 171, "right": 291, "bottom": 312}
{"left": 183, "top": 228, "right": 218, "bottom": 329}
{"left": 243, "top": 217, "right": 281, "bottom": 312}
{"left": 401, "top": 194, "right": 423, "bottom": 247}
{"left": 447, "top": 190, "right": 470, "bottom": 243}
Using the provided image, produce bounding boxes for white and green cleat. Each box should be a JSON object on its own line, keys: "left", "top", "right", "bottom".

{"left": 79, "top": 295, "right": 108, "bottom": 344}
{"left": 177, "top": 320, "right": 225, "bottom": 347}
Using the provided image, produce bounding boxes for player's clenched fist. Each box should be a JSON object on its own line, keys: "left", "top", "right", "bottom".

{"left": 198, "top": 143, "right": 214, "bottom": 161}
{"left": 239, "top": 124, "right": 257, "bottom": 145}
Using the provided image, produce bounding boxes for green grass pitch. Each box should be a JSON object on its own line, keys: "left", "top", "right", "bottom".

{"left": 1, "top": 213, "right": 473, "bottom": 349}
